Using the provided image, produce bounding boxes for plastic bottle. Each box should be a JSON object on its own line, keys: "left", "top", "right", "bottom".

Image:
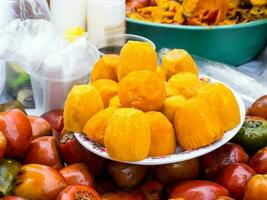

{"left": 87, "top": 0, "right": 126, "bottom": 44}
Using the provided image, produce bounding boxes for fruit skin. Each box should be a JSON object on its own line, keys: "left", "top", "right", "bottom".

{"left": 117, "top": 41, "right": 157, "bottom": 81}
{"left": 0, "top": 159, "right": 21, "bottom": 196}
{"left": 83, "top": 107, "right": 117, "bottom": 146}
{"left": 109, "top": 95, "right": 122, "bottom": 108}
{"left": 23, "top": 136, "right": 63, "bottom": 169}
{"left": 155, "top": 159, "right": 200, "bottom": 183}
{"left": 96, "top": 179, "right": 116, "bottom": 194}
{"left": 0, "top": 109, "right": 32, "bottom": 158}
{"left": 41, "top": 109, "right": 64, "bottom": 133}
{"left": 216, "top": 163, "right": 255, "bottom": 200}
{"left": 91, "top": 54, "right": 119, "bottom": 82}
{"left": 119, "top": 70, "right": 166, "bottom": 112}
{"left": 14, "top": 164, "right": 67, "bottom": 200}
{"left": 2, "top": 196, "right": 29, "bottom": 200}
{"left": 161, "top": 49, "right": 199, "bottom": 80}
{"left": 101, "top": 190, "right": 145, "bottom": 200}
{"left": 63, "top": 84, "right": 104, "bottom": 132}
{"left": 145, "top": 111, "right": 176, "bottom": 156}
{"left": 104, "top": 108, "right": 151, "bottom": 161}
{"left": 169, "top": 180, "right": 229, "bottom": 200}
{"left": 174, "top": 98, "right": 223, "bottom": 150}
{"left": 249, "top": 147, "right": 267, "bottom": 174}
{"left": 0, "top": 131, "right": 7, "bottom": 160}
{"left": 55, "top": 185, "right": 100, "bottom": 200}
{"left": 58, "top": 132, "right": 105, "bottom": 177}
{"left": 138, "top": 180, "right": 164, "bottom": 200}
{"left": 233, "top": 116, "right": 267, "bottom": 154}
{"left": 244, "top": 174, "right": 267, "bottom": 200}
{"left": 28, "top": 116, "right": 52, "bottom": 139}
{"left": 108, "top": 161, "right": 148, "bottom": 188}
{"left": 92, "top": 79, "right": 119, "bottom": 108}
{"left": 201, "top": 142, "right": 249, "bottom": 179}
{"left": 247, "top": 95, "right": 267, "bottom": 120}
{"left": 0, "top": 100, "right": 26, "bottom": 114}
{"left": 59, "top": 163, "right": 95, "bottom": 188}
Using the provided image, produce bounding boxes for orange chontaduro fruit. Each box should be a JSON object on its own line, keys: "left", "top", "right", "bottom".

{"left": 161, "top": 49, "right": 198, "bottom": 80}
{"left": 64, "top": 84, "right": 104, "bottom": 132}
{"left": 83, "top": 107, "right": 117, "bottom": 146}
{"left": 119, "top": 70, "right": 166, "bottom": 112}
{"left": 117, "top": 41, "right": 157, "bottom": 81}
{"left": 197, "top": 83, "right": 240, "bottom": 132}
{"left": 174, "top": 98, "right": 223, "bottom": 150}
{"left": 91, "top": 54, "right": 119, "bottom": 82}
{"left": 92, "top": 79, "right": 119, "bottom": 108}
{"left": 109, "top": 95, "right": 122, "bottom": 108}
{"left": 104, "top": 108, "right": 151, "bottom": 161}
{"left": 145, "top": 111, "right": 176, "bottom": 156}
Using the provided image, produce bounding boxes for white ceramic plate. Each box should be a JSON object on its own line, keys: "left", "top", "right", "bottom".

{"left": 75, "top": 75, "right": 246, "bottom": 165}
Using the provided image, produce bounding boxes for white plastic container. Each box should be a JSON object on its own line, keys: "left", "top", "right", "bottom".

{"left": 87, "top": 0, "right": 126, "bottom": 44}
{"left": 50, "top": 0, "right": 87, "bottom": 32}
{"left": 0, "top": 60, "right": 6, "bottom": 96}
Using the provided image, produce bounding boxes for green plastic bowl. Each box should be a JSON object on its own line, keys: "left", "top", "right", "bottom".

{"left": 126, "top": 18, "right": 267, "bottom": 66}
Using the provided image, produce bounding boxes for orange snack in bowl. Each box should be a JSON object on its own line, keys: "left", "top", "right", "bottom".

{"left": 174, "top": 98, "right": 223, "bottom": 150}
{"left": 161, "top": 49, "right": 198, "bottom": 80}
{"left": 168, "top": 72, "right": 201, "bottom": 98}
{"left": 64, "top": 84, "right": 104, "bottom": 132}
{"left": 83, "top": 107, "right": 117, "bottom": 146}
{"left": 145, "top": 111, "right": 176, "bottom": 156}
{"left": 156, "top": 67, "right": 166, "bottom": 81}
{"left": 117, "top": 41, "right": 157, "bottom": 81}
{"left": 165, "top": 82, "right": 180, "bottom": 97}
{"left": 162, "top": 95, "right": 186, "bottom": 123}
{"left": 119, "top": 70, "right": 166, "bottom": 112}
{"left": 91, "top": 54, "right": 119, "bottom": 82}
{"left": 104, "top": 108, "right": 151, "bottom": 161}
{"left": 92, "top": 79, "right": 118, "bottom": 108}
{"left": 197, "top": 83, "right": 240, "bottom": 131}
{"left": 109, "top": 95, "right": 122, "bottom": 108}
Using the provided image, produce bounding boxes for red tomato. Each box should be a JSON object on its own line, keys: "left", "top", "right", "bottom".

{"left": 56, "top": 185, "right": 100, "bottom": 200}
{"left": 14, "top": 164, "right": 67, "bottom": 200}
{"left": 23, "top": 136, "right": 63, "bottom": 169}
{"left": 138, "top": 180, "right": 164, "bottom": 200}
{"left": 28, "top": 116, "right": 52, "bottom": 139}
{"left": 0, "top": 131, "right": 7, "bottom": 159}
{"left": 59, "top": 163, "right": 95, "bottom": 188}
{"left": 249, "top": 147, "right": 267, "bottom": 174}
{"left": 0, "top": 109, "right": 32, "bottom": 158}
{"left": 169, "top": 180, "right": 229, "bottom": 200}
{"left": 217, "top": 163, "right": 255, "bottom": 200}
{"left": 2, "top": 196, "right": 29, "bottom": 200}
{"left": 58, "top": 132, "right": 105, "bottom": 176}
{"left": 201, "top": 142, "right": 249, "bottom": 179}
{"left": 101, "top": 191, "right": 145, "bottom": 200}
{"left": 41, "top": 109, "right": 64, "bottom": 133}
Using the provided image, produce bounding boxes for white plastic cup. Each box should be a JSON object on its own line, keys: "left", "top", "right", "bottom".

{"left": 0, "top": 60, "right": 6, "bottom": 96}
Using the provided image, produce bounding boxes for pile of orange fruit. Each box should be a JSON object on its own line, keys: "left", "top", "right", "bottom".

{"left": 63, "top": 41, "right": 241, "bottom": 162}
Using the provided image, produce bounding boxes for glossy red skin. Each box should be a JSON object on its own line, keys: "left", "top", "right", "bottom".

{"left": 23, "top": 136, "right": 63, "bottom": 169}
{"left": 201, "top": 143, "right": 249, "bottom": 179}
{"left": 0, "top": 131, "right": 7, "bottom": 159}
{"left": 249, "top": 147, "right": 267, "bottom": 174}
{"left": 59, "top": 163, "right": 95, "bottom": 188}
{"left": 216, "top": 197, "right": 235, "bottom": 200}
{"left": 0, "top": 109, "right": 32, "bottom": 158}
{"left": 217, "top": 163, "right": 255, "bottom": 200}
{"left": 2, "top": 196, "right": 29, "bottom": 200}
{"left": 247, "top": 95, "right": 267, "bottom": 120}
{"left": 28, "top": 116, "right": 52, "bottom": 139}
{"left": 101, "top": 191, "right": 145, "bottom": 200}
{"left": 56, "top": 185, "right": 100, "bottom": 200}
{"left": 138, "top": 180, "right": 164, "bottom": 200}
{"left": 96, "top": 179, "right": 116, "bottom": 194}
{"left": 41, "top": 109, "right": 64, "bottom": 133}
{"left": 169, "top": 180, "right": 229, "bottom": 200}
{"left": 58, "top": 132, "right": 105, "bottom": 176}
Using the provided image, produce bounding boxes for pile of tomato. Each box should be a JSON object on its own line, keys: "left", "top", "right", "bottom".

{"left": 1, "top": 96, "right": 267, "bottom": 200}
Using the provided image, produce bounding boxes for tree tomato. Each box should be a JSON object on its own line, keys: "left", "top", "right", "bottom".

{"left": 2, "top": 196, "right": 29, "bottom": 200}
{"left": 201, "top": 142, "right": 249, "bottom": 179}
{"left": 56, "top": 185, "right": 100, "bottom": 200}
{"left": 14, "top": 164, "right": 67, "bottom": 200}
{"left": 216, "top": 163, "right": 255, "bottom": 200}
{"left": 138, "top": 180, "right": 164, "bottom": 200}
{"left": 169, "top": 180, "right": 229, "bottom": 200}
{"left": 41, "top": 109, "right": 64, "bottom": 132}
{"left": 0, "top": 109, "right": 32, "bottom": 158}
{"left": 244, "top": 174, "right": 267, "bottom": 200}
{"left": 28, "top": 116, "right": 52, "bottom": 139}
{"left": 101, "top": 191, "right": 145, "bottom": 200}
{"left": 0, "top": 131, "right": 7, "bottom": 160}
{"left": 249, "top": 147, "right": 267, "bottom": 174}
{"left": 59, "top": 163, "right": 95, "bottom": 188}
